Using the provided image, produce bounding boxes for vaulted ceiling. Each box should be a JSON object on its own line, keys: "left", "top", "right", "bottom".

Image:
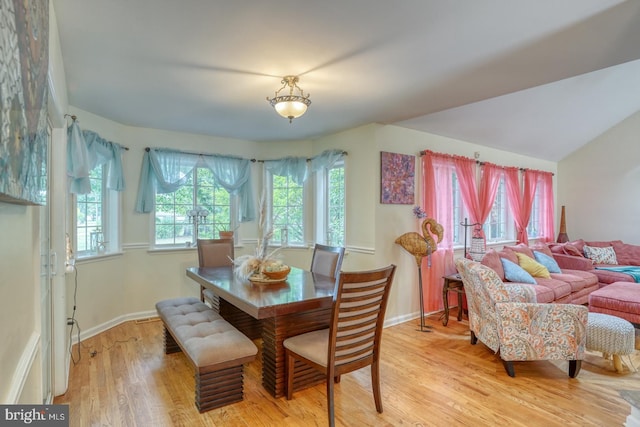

{"left": 53, "top": 0, "right": 640, "bottom": 161}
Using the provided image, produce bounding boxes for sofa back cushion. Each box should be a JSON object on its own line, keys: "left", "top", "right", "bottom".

{"left": 585, "top": 240, "right": 623, "bottom": 248}
{"left": 504, "top": 243, "right": 535, "bottom": 259}
{"left": 530, "top": 244, "right": 554, "bottom": 258}
{"left": 481, "top": 249, "right": 505, "bottom": 281}
{"left": 497, "top": 248, "right": 518, "bottom": 264}
{"left": 612, "top": 241, "right": 640, "bottom": 266}
{"left": 548, "top": 240, "right": 584, "bottom": 257}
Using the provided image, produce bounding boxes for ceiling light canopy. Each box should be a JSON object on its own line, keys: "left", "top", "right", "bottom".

{"left": 267, "top": 76, "right": 311, "bottom": 123}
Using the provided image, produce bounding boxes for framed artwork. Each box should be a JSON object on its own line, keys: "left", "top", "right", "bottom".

{"left": 0, "top": 1, "right": 49, "bottom": 205}
{"left": 380, "top": 151, "right": 415, "bottom": 204}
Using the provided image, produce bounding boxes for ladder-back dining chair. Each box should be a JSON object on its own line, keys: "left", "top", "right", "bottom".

{"left": 196, "top": 238, "right": 234, "bottom": 309}
{"left": 283, "top": 264, "right": 396, "bottom": 427}
{"left": 310, "top": 244, "right": 345, "bottom": 279}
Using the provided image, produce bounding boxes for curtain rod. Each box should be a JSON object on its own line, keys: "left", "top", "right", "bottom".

{"left": 419, "top": 150, "right": 553, "bottom": 175}
{"left": 250, "top": 151, "right": 348, "bottom": 163}
{"left": 64, "top": 114, "right": 129, "bottom": 150}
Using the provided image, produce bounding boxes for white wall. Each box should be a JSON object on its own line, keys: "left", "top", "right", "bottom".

{"left": 0, "top": 204, "right": 39, "bottom": 403}
{"left": 0, "top": 1, "right": 68, "bottom": 403}
{"left": 557, "top": 110, "right": 640, "bottom": 245}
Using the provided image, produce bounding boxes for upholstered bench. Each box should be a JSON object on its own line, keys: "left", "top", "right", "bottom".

{"left": 589, "top": 282, "right": 640, "bottom": 325}
{"left": 586, "top": 312, "right": 635, "bottom": 373}
{"left": 156, "top": 297, "right": 258, "bottom": 412}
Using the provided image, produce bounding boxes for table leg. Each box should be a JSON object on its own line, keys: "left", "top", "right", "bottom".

{"left": 457, "top": 291, "right": 463, "bottom": 321}
{"left": 261, "top": 307, "right": 331, "bottom": 398}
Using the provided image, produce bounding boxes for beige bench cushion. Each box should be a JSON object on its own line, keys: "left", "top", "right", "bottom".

{"left": 156, "top": 297, "right": 257, "bottom": 369}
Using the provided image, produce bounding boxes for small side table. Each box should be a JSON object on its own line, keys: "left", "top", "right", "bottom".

{"left": 441, "top": 273, "right": 465, "bottom": 326}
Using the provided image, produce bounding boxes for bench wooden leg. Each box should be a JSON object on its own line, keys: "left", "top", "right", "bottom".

{"left": 163, "top": 326, "right": 181, "bottom": 354}
{"left": 196, "top": 365, "right": 245, "bottom": 412}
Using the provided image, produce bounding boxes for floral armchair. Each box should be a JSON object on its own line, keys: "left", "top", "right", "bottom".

{"left": 455, "top": 258, "right": 588, "bottom": 377}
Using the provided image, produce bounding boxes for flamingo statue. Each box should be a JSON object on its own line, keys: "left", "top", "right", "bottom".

{"left": 395, "top": 218, "right": 444, "bottom": 266}
{"left": 395, "top": 217, "right": 444, "bottom": 332}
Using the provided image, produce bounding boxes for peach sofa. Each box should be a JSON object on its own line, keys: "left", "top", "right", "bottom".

{"left": 549, "top": 239, "right": 640, "bottom": 287}
{"left": 479, "top": 244, "right": 599, "bottom": 305}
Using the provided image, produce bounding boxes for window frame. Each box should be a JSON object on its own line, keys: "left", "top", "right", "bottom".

{"left": 265, "top": 169, "right": 307, "bottom": 247}
{"left": 152, "top": 167, "right": 236, "bottom": 248}
{"left": 314, "top": 159, "right": 345, "bottom": 246}
{"left": 73, "top": 163, "right": 121, "bottom": 259}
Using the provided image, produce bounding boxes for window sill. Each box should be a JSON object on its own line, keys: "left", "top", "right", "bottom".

{"left": 148, "top": 246, "right": 197, "bottom": 254}
{"left": 72, "top": 251, "right": 124, "bottom": 266}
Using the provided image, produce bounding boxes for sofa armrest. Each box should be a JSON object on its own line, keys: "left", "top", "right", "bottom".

{"left": 495, "top": 302, "right": 588, "bottom": 361}
{"left": 553, "top": 253, "right": 594, "bottom": 271}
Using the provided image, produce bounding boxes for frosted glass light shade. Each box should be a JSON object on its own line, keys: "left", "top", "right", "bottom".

{"left": 274, "top": 99, "right": 308, "bottom": 119}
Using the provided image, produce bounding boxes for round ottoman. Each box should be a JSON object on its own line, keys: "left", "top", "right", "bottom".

{"left": 587, "top": 312, "right": 635, "bottom": 373}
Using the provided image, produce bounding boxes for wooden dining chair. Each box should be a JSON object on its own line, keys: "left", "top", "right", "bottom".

{"left": 310, "top": 244, "right": 345, "bottom": 279}
{"left": 196, "top": 238, "right": 234, "bottom": 309}
{"left": 283, "top": 264, "right": 397, "bottom": 427}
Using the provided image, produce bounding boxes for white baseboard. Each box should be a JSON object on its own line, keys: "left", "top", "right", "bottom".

{"left": 71, "top": 310, "right": 158, "bottom": 345}
{"left": 71, "top": 308, "right": 438, "bottom": 345}
{"left": 7, "top": 331, "right": 40, "bottom": 404}
{"left": 384, "top": 309, "right": 440, "bottom": 328}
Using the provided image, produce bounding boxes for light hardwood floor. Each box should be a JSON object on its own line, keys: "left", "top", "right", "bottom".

{"left": 54, "top": 312, "right": 640, "bottom": 426}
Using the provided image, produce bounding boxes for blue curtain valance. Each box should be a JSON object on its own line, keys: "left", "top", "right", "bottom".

{"left": 135, "top": 148, "right": 256, "bottom": 222}
{"left": 66, "top": 122, "right": 126, "bottom": 194}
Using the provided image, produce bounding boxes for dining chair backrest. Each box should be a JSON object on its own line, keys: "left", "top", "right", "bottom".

{"left": 310, "top": 244, "right": 345, "bottom": 279}
{"left": 197, "top": 238, "right": 234, "bottom": 268}
{"left": 197, "top": 238, "right": 234, "bottom": 307}
{"left": 329, "top": 264, "right": 396, "bottom": 375}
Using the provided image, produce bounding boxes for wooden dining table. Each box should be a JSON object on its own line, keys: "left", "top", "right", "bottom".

{"left": 186, "top": 266, "right": 336, "bottom": 398}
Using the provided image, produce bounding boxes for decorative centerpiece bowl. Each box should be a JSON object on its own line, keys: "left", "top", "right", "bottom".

{"left": 262, "top": 265, "right": 291, "bottom": 281}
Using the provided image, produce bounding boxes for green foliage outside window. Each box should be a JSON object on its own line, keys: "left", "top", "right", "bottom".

{"left": 272, "top": 175, "right": 303, "bottom": 244}
{"left": 155, "top": 168, "right": 231, "bottom": 245}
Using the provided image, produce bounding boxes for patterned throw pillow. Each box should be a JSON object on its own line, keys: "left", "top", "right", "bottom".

{"left": 500, "top": 258, "right": 537, "bottom": 284}
{"left": 533, "top": 251, "right": 562, "bottom": 273}
{"left": 583, "top": 245, "right": 618, "bottom": 265}
{"left": 515, "top": 252, "right": 551, "bottom": 278}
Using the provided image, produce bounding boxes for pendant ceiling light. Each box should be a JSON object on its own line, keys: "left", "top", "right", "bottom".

{"left": 266, "top": 76, "right": 311, "bottom": 123}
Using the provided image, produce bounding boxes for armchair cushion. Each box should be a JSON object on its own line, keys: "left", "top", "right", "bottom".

{"left": 515, "top": 253, "right": 551, "bottom": 278}
{"left": 501, "top": 258, "right": 536, "bottom": 284}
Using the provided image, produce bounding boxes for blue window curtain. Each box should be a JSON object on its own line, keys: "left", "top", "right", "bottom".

{"left": 135, "top": 148, "right": 256, "bottom": 222}
{"left": 310, "top": 149, "right": 345, "bottom": 172}
{"left": 67, "top": 121, "right": 126, "bottom": 194}
{"left": 263, "top": 150, "right": 345, "bottom": 184}
{"left": 264, "top": 156, "right": 308, "bottom": 185}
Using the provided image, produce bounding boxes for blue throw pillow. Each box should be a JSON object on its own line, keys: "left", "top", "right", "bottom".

{"left": 500, "top": 258, "right": 537, "bottom": 284}
{"left": 533, "top": 251, "right": 561, "bottom": 274}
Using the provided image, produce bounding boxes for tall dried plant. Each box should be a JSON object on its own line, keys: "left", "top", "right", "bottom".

{"left": 233, "top": 190, "right": 285, "bottom": 280}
